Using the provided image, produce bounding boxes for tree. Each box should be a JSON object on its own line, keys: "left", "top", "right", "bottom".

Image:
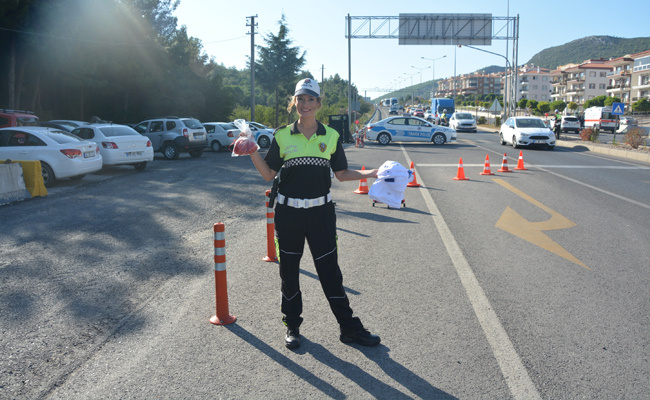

{"left": 517, "top": 98, "right": 528, "bottom": 110}
{"left": 255, "top": 15, "right": 306, "bottom": 126}
{"left": 526, "top": 99, "right": 538, "bottom": 112}
{"left": 550, "top": 100, "right": 566, "bottom": 112}
{"left": 632, "top": 98, "right": 650, "bottom": 112}
{"left": 537, "top": 102, "right": 551, "bottom": 115}
{"left": 584, "top": 95, "right": 607, "bottom": 109}
{"left": 604, "top": 96, "right": 621, "bottom": 106}
{"left": 568, "top": 102, "right": 579, "bottom": 113}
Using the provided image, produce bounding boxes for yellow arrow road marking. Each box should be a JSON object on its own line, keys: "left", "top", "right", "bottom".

{"left": 493, "top": 179, "right": 589, "bottom": 270}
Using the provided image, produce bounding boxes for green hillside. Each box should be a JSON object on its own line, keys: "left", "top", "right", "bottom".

{"left": 526, "top": 35, "right": 650, "bottom": 69}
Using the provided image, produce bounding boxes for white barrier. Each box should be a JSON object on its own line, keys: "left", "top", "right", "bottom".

{"left": 0, "top": 163, "right": 31, "bottom": 205}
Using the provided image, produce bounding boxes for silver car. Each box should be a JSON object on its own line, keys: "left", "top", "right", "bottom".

{"left": 133, "top": 117, "right": 207, "bottom": 160}
{"left": 204, "top": 122, "right": 239, "bottom": 152}
{"left": 449, "top": 112, "right": 477, "bottom": 132}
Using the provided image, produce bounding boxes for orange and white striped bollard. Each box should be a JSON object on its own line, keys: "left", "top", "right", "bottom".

{"left": 210, "top": 223, "right": 236, "bottom": 325}
{"left": 263, "top": 190, "right": 278, "bottom": 262}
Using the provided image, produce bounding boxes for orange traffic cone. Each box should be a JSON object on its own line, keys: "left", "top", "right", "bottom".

{"left": 354, "top": 166, "right": 369, "bottom": 194}
{"left": 497, "top": 153, "right": 512, "bottom": 172}
{"left": 514, "top": 151, "right": 528, "bottom": 170}
{"left": 453, "top": 157, "right": 470, "bottom": 181}
{"left": 407, "top": 161, "right": 421, "bottom": 187}
{"left": 479, "top": 154, "right": 495, "bottom": 175}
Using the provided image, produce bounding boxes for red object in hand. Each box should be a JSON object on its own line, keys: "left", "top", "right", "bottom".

{"left": 232, "top": 137, "right": 258, "bottom": 155}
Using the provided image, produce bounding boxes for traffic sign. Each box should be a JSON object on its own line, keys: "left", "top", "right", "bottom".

{"left": 611, "top": 102, "right": 625, "bottom": 115}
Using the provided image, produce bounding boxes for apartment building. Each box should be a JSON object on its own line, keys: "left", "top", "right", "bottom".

{"left": 507, "top": 65, "right": 552, "bottom": 103}
{"left": 551, "top": 59, "right": 612, "bottom": 105}
{"left": 630, "top": 50, "right": 650, "bottom": 104}
{"left": 435, "top": 72, "right": 501, "bottom": 98}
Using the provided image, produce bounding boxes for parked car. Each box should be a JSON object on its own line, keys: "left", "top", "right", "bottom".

{"left": 71, "top": 124, "right": 153, "bottom": 169}
{"left": 365, "top": 116, "right": 457, "bottom": 145}
{"left": 619, "top": 116, "right": 638, "bottom": 126}
{"left": 247, "top": 121, "right": 274, "bottom": 148}
{"left": 0, "top": 109, "right": 39, "bottom": 128}
{"left": 133, "top": 117, "right": 207, "bottom": 160}
{"left": 449, "top": 112, "right": 477, "bottom": 132}
{"left": 204, "top": 122, "right": 238, "bottom": 152}
{"left": 0, "top": 126, "right": 102, "bottom": 187}
{"left": 499, "top": 116, "right": 555, "bottom": 150}
{"left": 560, "top": 115, "right": 580, "bottom": 133}
{"left": 47, "top": 120, "right": 89, "bottom": 130}
{"left": 40, "top": 121, "right": 77, "bottom": 132}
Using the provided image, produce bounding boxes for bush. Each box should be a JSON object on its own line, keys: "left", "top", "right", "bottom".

{"left": 478, "top": 116, "right": 487, "bottom": 125}
{"left": 579, "top": 127, "right": 599, "bottom": 142}
{"left": 495, "top": 116, "right": 501, "bottom": 126}
{"left": 624, "top": 127, "right": 646, "bottom": 149}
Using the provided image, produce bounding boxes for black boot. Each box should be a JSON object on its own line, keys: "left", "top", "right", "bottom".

{"left": 340, "top": 328, "right": 381, "bottom": 346}
{"left": 285, "top": 327, "right": 300, "bottom": 349}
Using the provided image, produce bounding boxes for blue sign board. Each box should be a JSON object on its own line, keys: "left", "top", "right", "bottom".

{"left": 611, "top": 102, "right": 625, "bottom": 115}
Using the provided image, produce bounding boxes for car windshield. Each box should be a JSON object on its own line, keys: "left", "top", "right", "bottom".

{"left": 182, "top": 119, "right": 203, "bottom": 129}
{"left": 515, "top": 118, "right": 546, "bottom": 128}
{"left": 456, "top": 113, "right": 474, "bottom": 119}
{"left": 99, "top": 126, "right": 139, "bottom": 137}
{"left": 44, "top": 130, "right": 84, "bottom": 144}
{"left": 17, "top": 117, "right": 39, "bottom": 126}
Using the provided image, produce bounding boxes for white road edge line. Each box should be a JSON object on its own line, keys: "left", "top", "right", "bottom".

{"left": 401, "top": 146, "right": 542, "bottom": 400}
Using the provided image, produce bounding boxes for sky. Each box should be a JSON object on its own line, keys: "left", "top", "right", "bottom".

{"left": 174, "top": 0, "right": 650, "bottom": 100}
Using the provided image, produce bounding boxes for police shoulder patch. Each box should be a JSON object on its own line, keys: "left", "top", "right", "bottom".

{"left": 319, "top": 142, "right": 327, "bottom": 152}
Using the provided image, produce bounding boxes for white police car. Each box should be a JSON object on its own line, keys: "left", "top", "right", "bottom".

{"left": 365, "top": 116, "right": 457, "bottom": 145}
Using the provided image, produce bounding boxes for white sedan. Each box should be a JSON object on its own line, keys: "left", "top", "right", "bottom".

{"left": 71, "top": 124, "right": 153, "bottom": 169}
{"left": 365, "top": 116, "right": 457, "bottom": 145}
{"left": 449, "top": 112, "right": 477, "bottom": 132}
{"left": 204, "top": 122, "right": 239, "bottom": 152}
{"left": 499, "top": 116, "right": 556, "bottom": 150}
{"left": 0, "top": 126, "right": 103, "bottom": 187}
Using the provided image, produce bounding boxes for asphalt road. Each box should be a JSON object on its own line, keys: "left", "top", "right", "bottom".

{"left": 1, "top": 123, "right": 649, "bottom": 399}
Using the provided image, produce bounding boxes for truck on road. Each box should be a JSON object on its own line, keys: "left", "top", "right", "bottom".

{"left": 429, "top": 98, "right": 455, "bottom": 124}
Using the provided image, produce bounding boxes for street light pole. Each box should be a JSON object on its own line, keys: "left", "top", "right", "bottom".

{"left": 457, "top": 44, "right": 513, "bottom": 118}
{"left": 421, "top": 55, "right": 447, "bottom": 98}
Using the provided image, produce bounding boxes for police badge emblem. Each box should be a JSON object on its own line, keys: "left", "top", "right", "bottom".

{"left": 319, "top": 142, "right": 327, "bottom": 152}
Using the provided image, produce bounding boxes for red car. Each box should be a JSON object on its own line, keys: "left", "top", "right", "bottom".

{"left": 0, "top": 109, "right": 39, "bottom": 128}
{"left": 413, "top": 109, "right": 425, "bottom": 118}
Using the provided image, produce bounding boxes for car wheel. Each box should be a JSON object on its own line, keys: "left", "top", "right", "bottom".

{"left": 377, "top": 133, "right": 391, "bottom": 145}
{"left": 189, "top": 149, "right": 203, "bottom": 158}
{"left": 500, "top": 133, "right": 506, "bottom": 145}
{"left": 512, "top": 136, "right": 519, "bottom": 149}
{"left": 211, "top": 140, "right": 222, "bottom": 152}
{"left": 162, "top": 143, "right": 180, "bottom": 160}
{"left": 432, "top": 133, "right": 445, "bottom": 145}
{"left": 134, "top": 162, "right": 147, "bottom": 170}
{"left": 41, "top": 162, "right": 55, "bottom": 187}
{"left": 258, "top": 135, "right": 270, "bottom": 148}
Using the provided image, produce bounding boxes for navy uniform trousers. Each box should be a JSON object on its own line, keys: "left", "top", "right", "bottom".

{"left": 275, "top": 201, "right": 364, "bottom": 335}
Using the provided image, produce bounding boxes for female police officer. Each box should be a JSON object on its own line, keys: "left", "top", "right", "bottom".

{"left": 248, "top": 78, "right": 380, "bottom": 349}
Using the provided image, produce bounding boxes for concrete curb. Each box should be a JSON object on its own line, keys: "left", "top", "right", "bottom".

{"left": 556, "top": 139, "right": 650, "bottom": 163}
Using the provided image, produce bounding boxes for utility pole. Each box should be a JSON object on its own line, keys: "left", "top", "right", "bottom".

{"left": 246, "top": 15, "right": 258, "bottom": 121}
{"left": 321, "top": 64, "right": 325, "bottom": 96}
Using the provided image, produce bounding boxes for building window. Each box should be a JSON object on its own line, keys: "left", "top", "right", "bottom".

{"left": 543, "top": 76, "right": 548, "bottom": 81}
{"left": 600, "top": 72, "right": 607, "bottom": 77}
{"left": 599, "top": 84, "right": 606, "bottom": 89}
{"left": 589, "top": 83, "right": 596, "bottom": 89}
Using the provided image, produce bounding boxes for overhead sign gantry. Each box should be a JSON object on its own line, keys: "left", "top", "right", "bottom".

{"left": 345, "top": 13, "right": 519, "bottom": 120}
